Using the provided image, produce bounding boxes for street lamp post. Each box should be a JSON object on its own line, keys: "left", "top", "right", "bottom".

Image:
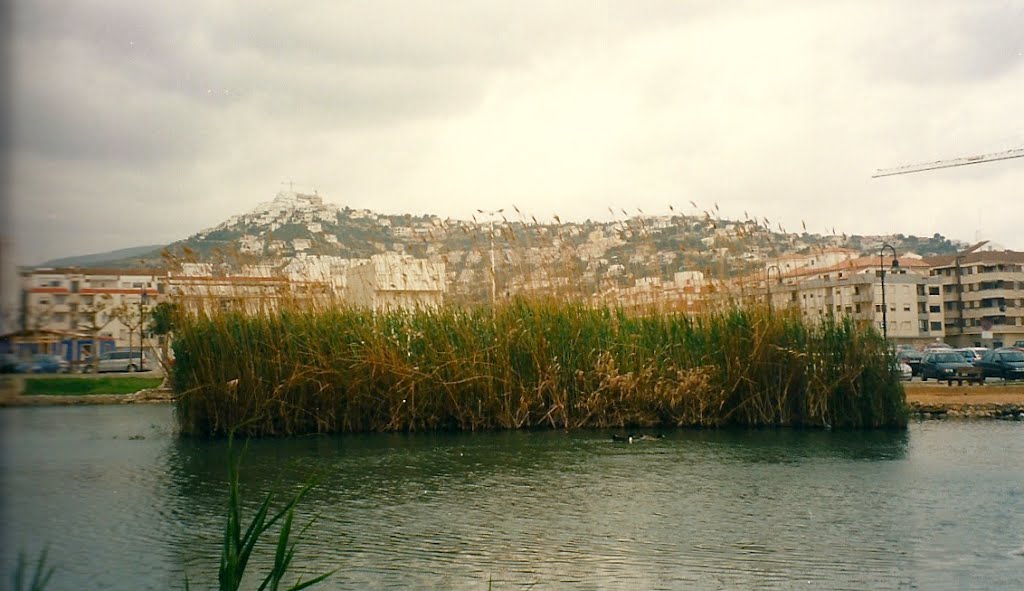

{"left": 766, "top": 265, "right": 782, "bottom": 311}
{"left": 879, "top": 244, "right": 900, "bottom": 340}
{"left": 954, "top": 255, "right": 965, "bottom": 334}
{"left": 476, "top": 209, "right": 503, "bottom": 305}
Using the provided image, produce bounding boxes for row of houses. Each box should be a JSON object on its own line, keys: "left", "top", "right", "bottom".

{"left": 12, "top": 254, "right": 447, "bottom": 358}
{"left": 12, "top": 245, "right": 1024, "bottom": 360}
{"left": 617, "top": 245, "right": 1022, "bottom": 349}
{"left": 761, "top": 247, "right": 1024, "bottom": 348}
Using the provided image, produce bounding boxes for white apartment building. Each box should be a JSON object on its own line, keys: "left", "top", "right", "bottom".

{"left": 765, "top": 256, "right": 944, "bottom": 345}
{"left": 19, "top": 267, "right": 167, "bottom": 351}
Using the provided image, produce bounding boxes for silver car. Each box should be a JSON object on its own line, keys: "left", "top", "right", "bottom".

{"left": 95, "top": 350, "right": 151, "bottom": 372}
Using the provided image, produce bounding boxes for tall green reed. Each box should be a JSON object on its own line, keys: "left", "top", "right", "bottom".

{"left": 172, "top": 299, "right": 906, "bottom": 437}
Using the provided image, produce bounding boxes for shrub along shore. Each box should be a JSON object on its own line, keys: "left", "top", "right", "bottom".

{"left": 171, "top": 299, "right": 906, "bottom": 437}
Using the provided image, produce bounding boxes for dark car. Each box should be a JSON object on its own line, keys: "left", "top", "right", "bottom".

{"left": 896, "top": 349, "right": 924, "bottom": 376}
{"left": 919, "top": 351, "right": 977, "bottom": 382}
{"left": 975, "top": 348, "right": 1024, "bottom": 381}
{"left": 17, "top": 354, "right": 70, "bottom": 374}
{"left": 0, "top": 354, "right": 20, "bottom": 373}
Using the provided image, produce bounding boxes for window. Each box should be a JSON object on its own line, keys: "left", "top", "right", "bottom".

{"left": 929, "top": 286, "right": 940, "bottom": 295}
{"left": 930, "top": 321, "right": 942, "bottom": 331}
{"left": 929, "top": 305, "right": 940, "bottom": 313}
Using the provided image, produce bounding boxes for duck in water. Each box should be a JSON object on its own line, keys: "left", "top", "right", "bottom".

{"left": 611, "top": 433, "right": 665, "bottom": 443}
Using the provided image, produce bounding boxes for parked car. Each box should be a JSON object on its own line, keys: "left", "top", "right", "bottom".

{"left": 975, "top": 348, "right": 1024, "bottom": 381}
{"left": 17, "top": 354, "right": 70, "bottom": 374}
{"left": 95, "top": 350, "right": 151, "bottom": 373}
{"left": 896, "top": 349, "right": 924, "bottom": 376}
{"left": 0, "top": 354, "right": 20, "bottom": 373}
{"left": 953, "top": 348, "right": 986, "bottom": 363}
{"left": 919, "top": 351, "right": 977, "bottom": 382}
{"left": 1013, "top": 340, "right": 1024, "bottom": 349}
{"left": 894, "top": 360, "right": 913, "bottom": 381}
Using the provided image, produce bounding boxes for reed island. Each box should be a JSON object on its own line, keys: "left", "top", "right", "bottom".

{"left": 171, "top": 299, "right": 907, "bottom": 437}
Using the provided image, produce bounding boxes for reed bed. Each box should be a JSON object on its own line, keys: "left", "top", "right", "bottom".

{"left": 172, "top": 299, "right": 906, "bottom": 437}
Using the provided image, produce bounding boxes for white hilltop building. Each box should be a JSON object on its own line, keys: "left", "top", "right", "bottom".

{"left": 765, "top": 248, "right": 858, "bottom": 274}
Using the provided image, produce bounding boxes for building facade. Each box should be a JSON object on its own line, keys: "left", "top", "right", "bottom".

{"left": 765, "top": 256, "right": 945, "bottom": 345}
{"left": 927, "top": 250, "right": 1024, "bottom": 348}
{"left": 19, "top": 267, "right": 167, "bottom": 365}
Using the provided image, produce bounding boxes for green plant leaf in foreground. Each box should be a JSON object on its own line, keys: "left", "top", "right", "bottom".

{"left": 9, "top": 547, "right": 55, "bottom": 591}
{"left": 210, "top": 440, "right": 335, "bottom": 591}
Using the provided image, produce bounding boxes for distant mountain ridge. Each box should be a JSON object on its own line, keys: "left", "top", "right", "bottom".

{"left": 34, "top": 191, "right": 967, "bottom": 276}
{"left": 40, "top": 244, "right": 167, "bottom": 268}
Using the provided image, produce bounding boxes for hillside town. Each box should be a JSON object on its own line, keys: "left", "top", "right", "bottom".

{"left": 5, "top": 190, "right": 1023, "bottom": 369}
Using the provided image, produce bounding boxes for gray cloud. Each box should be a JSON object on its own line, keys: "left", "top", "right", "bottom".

{"left": 5, "top": 0, "right": 1023, "bottom": 275}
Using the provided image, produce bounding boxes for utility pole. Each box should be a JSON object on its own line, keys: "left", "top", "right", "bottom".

{"left": 477, "top": 209, "right": 503, "bottom": 305}
{"left": 139, "top": 288, "right": 148, "bottom": 370}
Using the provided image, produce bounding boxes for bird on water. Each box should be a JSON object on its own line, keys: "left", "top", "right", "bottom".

{"left": 611, "top": 433, "right": 665, "bottom": 443}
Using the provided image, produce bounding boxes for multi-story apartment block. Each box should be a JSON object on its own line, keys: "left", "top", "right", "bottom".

{"left": 17, "top": 267, "right": 167, "bottom": 364}
{"left": 927, "top": 250, "right": 1024, "bottom": 348}
{"left": 766, "top": 255, "right": 944, "bottom": 345}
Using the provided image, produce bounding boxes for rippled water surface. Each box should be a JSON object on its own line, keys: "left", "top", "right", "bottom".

{"left": 2, "top": 405, "right": 1023, "bottom": 589}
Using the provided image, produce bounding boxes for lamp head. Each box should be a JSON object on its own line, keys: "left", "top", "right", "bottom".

{"left": 890, "top": 258, "right": 900, "bottom": 270}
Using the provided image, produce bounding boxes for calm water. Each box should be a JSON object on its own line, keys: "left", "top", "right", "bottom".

{"left": 1, "top": 406, "right": 1023, "bottom": 590}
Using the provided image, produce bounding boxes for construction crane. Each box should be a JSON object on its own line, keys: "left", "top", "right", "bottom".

{"left": 873, "top": 147, "right": 1024, "bottom": 178}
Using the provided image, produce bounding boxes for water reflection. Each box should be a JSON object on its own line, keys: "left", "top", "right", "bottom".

{"left": 3, "top": 405, "right": 1022, "bottom": 590}
{"left": 161, "top": 426, "right": 914, "bottom": 588}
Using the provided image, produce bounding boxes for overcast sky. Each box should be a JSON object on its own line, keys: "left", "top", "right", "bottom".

{"left": 4, "top": 0, "right": 1024, "bottom": 274}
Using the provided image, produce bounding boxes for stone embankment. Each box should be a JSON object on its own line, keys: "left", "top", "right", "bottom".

{"left": 905, "top": 383, "right": 1024, "bottom": 420}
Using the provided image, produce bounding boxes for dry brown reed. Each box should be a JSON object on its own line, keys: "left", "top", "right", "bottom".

{"left": 171, "top": 299, "right": 906, "bottom": 437}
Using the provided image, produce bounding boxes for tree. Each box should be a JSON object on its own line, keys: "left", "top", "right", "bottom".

{"left": 74, "top": 294, "right": 114, "bottom": 373}
{"left": 111, "top": 297, "right": 152, "bottom": 366}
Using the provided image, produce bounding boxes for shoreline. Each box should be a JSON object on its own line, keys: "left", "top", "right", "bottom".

{"left": 904, "top": 382, "right": 1024, "bottom": 420}
{"left": 4, "top": 377, "right": 1023, "bottom": 420}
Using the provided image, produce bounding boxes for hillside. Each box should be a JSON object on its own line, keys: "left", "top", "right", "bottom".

{"left": 35, "top": 191, "right": 966, "bottom": 301}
